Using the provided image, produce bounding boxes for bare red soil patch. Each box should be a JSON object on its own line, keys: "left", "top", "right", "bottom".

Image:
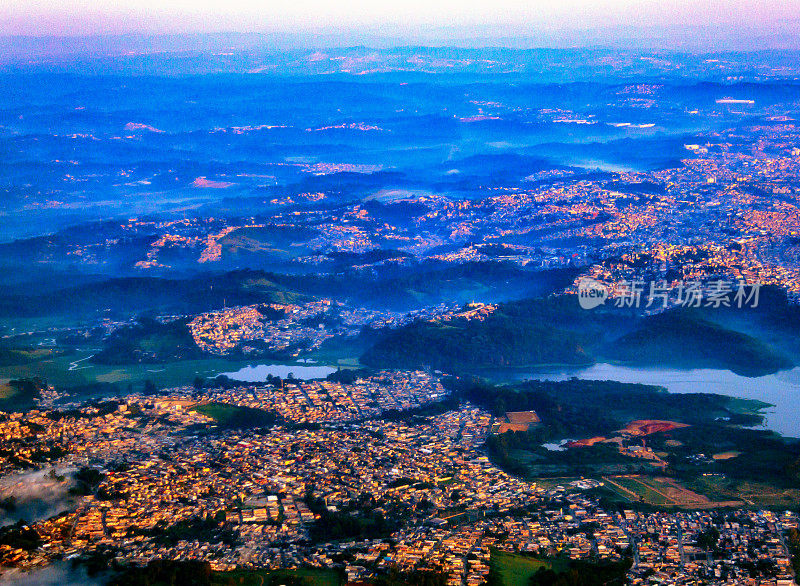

{"left": 620, "top": 420, "right": 689, "bottom": 436}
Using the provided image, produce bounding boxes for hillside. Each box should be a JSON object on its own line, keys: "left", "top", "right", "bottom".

{"left": 361, "top": 297, "right": 596, "bottom": 371}
{"left": 605, "top": 309, "right": 793, "bottom": 377}
{"left": 0, "top": 271, "right": 308, "bottom": 320}
{"left": 362, "top": 295, "right": 795, "bottom": 376}
{"left": 91, "top": 318, "right": 203, "bottom": 365}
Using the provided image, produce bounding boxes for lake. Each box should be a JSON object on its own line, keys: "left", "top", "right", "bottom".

{"left": 218, "top": 363, "right": 337, "bottom": 382}
{"left": 486, "top": 364, "right": 800, "bottom": 437}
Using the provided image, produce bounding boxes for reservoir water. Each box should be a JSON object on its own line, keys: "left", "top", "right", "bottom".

{"left": 216, "top": 362, "right": 800, "bottom": 436}
{"left": 219, "top": 363, "right": 337, "bottom": 382}
{"left": 487, "top": 364, "right": 800, "bottom": 438}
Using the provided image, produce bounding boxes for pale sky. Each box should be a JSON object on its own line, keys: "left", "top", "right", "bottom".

{"left": 2, "top": 0, "right": 798, "bottom": 38}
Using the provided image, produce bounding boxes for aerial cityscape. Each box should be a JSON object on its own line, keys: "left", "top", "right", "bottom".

{"left": 1, "top": 2, "right": 800, "bottom": 585}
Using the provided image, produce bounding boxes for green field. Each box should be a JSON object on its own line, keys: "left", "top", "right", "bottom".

{"left": 490, "top": 549, "right": 566, "bottom": 586}
{"left": 0, "top": 378, "right": 43, "bottom": 411}
{"left": 191, "top": 402, "right": 276, "bottom": 426}
{"left": 685, "top": 476, "right": 800, "bottom": 508}
{"left": 0, "top": 381, "right": 13, "bottom": 399}
{"left": 605, "top": 476, "right": 673, "bottom": 505}
{"left": 0, "top": 380, "right": 21, "bottom": 411}
{"left": 0, "top": 351, "right": 338, "bottom": 393}
{"left": 192, "top": 402, "right": 242, "bottom": 422}
{"left": 526, "top": 477, "right": 584, "bottom": 490}
{"left": 212, "top": 567, "right": 342, "bottom": 586}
